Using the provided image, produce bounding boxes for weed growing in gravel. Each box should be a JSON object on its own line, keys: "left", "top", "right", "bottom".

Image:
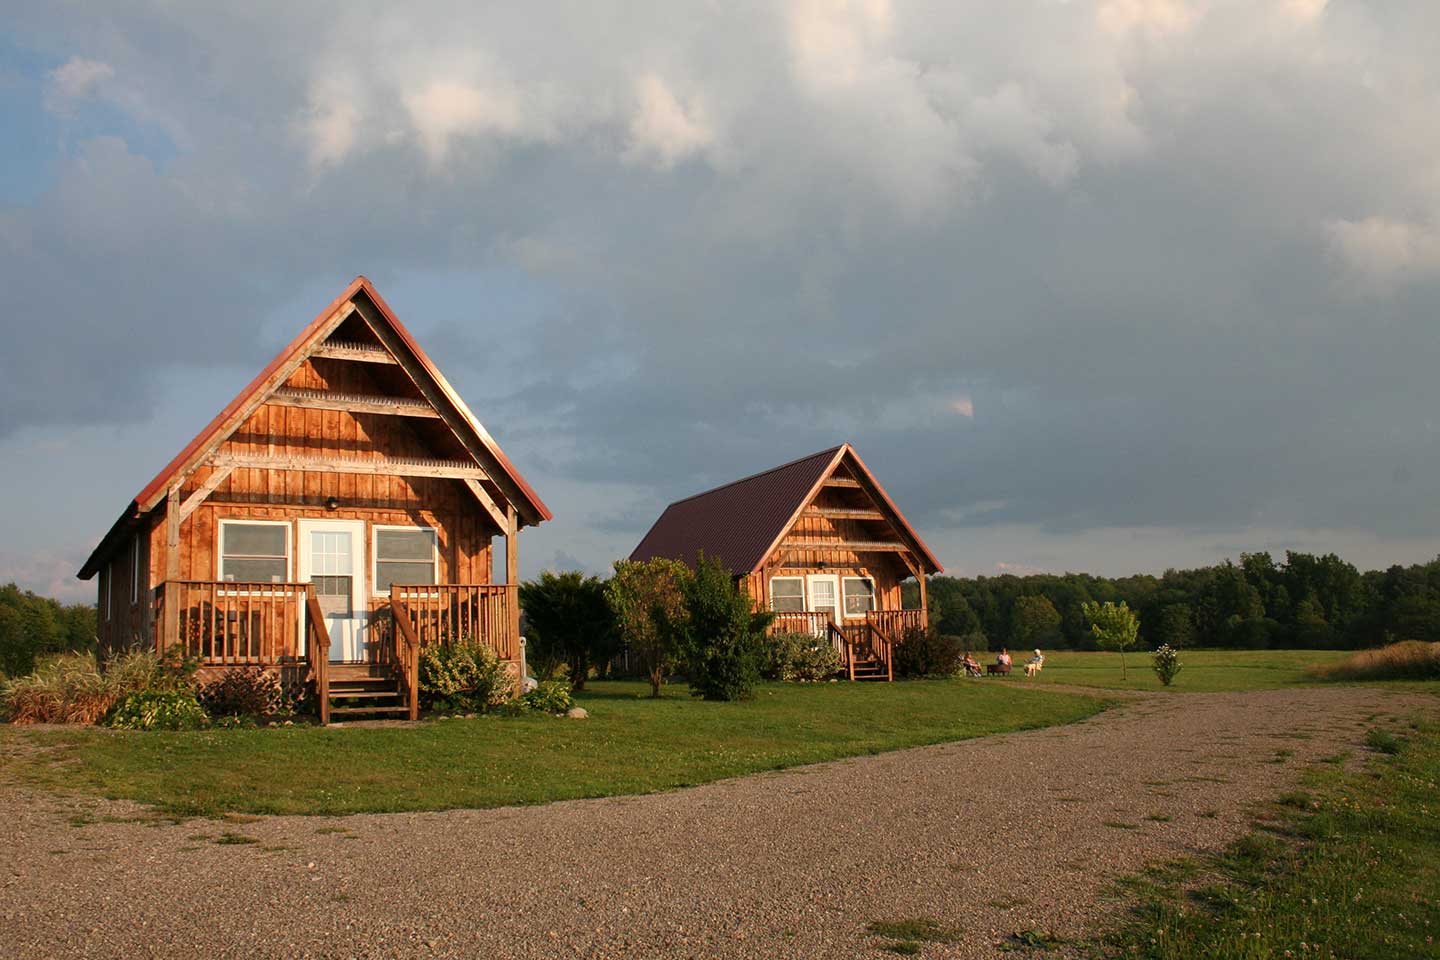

{"left": 1144, "top": 813, "right": 1173, "bottom": 822}
{"left": 1103, "top": 821, "right": 1139, "bottom": 830}
{"left": 867, "top": 918, "right": 962, "bottom": 955}
{"left": 213, "top": 832, "right": 258, "bottom": 845}
{"left": 1365, "top": 727, "right": 1401, "bottom": 755}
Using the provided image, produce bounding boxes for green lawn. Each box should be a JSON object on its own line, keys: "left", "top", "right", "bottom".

{"left": 0, "top": 680, "right": 1105, "bottom": 817}
{"left": 999, "top": 648, "right": 1356, "bottom": 693}
{"left": 1102, "top": 718, "right": 1440, "bottom": 959}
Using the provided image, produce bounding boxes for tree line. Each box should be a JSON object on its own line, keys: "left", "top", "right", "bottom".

{"left": 0, "top": 583, "right": 97, "bottom": 677}
{"left": 904, "top": 552, "right": 1440, "bottom": 652}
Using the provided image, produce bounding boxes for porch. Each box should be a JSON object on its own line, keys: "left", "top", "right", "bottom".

{"left": 767, "top": 608, "right": 925, "bottom": 681}
{"left": 151, "top": 580, "right": 520, "bottom": 723}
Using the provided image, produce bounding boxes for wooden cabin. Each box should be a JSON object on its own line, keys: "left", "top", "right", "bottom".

{"left": 629, "top": 444, "right": 942, "bottom": 680}
{"left": 77, "top": 276, "right": 551, "bottom": 721}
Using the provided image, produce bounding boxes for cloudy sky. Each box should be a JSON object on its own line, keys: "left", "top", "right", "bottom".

{"left": 3, "top": 0, "right": 1439, "bottom": 602}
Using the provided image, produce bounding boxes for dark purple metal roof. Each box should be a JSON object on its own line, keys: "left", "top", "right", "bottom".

{"left": 629, "top": 446, "right": 843, "bottom": 575}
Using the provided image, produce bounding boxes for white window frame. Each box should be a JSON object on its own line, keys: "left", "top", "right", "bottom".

{"left": 130, "top": 537, "right": 141, "bottom": 605}
{"left": 371, "top": 525, "right": 439, "bottom": 598}
{"left": 842, "top": 576, "right": 876, "bottom": 618}
{"left": 216, "top": 519, "right": 293, "bottom": 587}
{"left": 769, "top": 576, "right": 806, "bottom": 612}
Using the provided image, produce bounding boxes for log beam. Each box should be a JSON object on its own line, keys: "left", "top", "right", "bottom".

{"left": 177, "top": 466, "right": 235, "bottom": 523}
{"left": 803, "top": 507, "right": 886, "bottom": 520}
{"left": 210, "top": 453, "right": 489, "bottom": 481}
{"left": 310, "top": 342, "right": 398, "bottom": 364}
{"left": 463, "top": 478, "right": 509, "bottom": 533}
{"left": 780, "top": 540, "right": 911, "bottom": 552}
{"left": 266, "top": 387, "right": 439, "bottom": 419}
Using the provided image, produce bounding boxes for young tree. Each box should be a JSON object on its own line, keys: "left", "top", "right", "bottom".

{"left": 519, "top": 571, "right": 617, "bottom": 692}
{"left": 680, "top": 554, "right": 769, "bottom": 701}
{"left": 605, "top": 559, "right": 691, "bottom": 697}
{"left": 1010, "top": 595, "right": 1062, "bottom": 649}
{"left": 1083, "top": 600, "right": 1141, "bottom": 678}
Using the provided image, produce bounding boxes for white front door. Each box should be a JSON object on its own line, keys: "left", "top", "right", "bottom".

{"left": 298, "top": 519, "right": 367, "bottom": 662}
{"left": 806, "top": 574, "right": 841, "bottom": 625}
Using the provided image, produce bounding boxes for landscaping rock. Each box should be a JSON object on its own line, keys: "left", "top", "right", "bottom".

{"left": 565, "top": 707, "right": 588, "bottom": 720}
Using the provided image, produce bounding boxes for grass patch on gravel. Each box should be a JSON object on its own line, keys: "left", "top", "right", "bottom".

{"left": 1018, "top": 649, "right": 1353, "bottom": 693}
{"left": 0, "top": 679, "right": 1105, "bottom": 816}
{"left": 1101, "top": 718, "right": 1440, "bottom": 959}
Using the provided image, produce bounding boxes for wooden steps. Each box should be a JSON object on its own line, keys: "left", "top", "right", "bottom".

{"left": 850, "top": 657, "right": 890, "bottom": 681}
{"left": 323, "top": 664, "right": 409, "bottom": 719}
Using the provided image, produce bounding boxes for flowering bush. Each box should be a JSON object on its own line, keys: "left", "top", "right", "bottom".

{"left": 1152, "top": 644, "right": 1182, "bottom": 686}
{"left": 417, "top": 640, "right": 510, "bottom": 712}
{"left": 762, "top": 633, "right": 843, "bottom": 681}
{"left": 522, "top": 679, "right": 574, "bottom": 713}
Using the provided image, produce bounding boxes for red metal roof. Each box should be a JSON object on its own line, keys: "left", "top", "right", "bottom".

{"left": 78, "top": 276, "right": 550, "bottom": 579}
{"left": 629, "top": 444, "right": 944, "bottom": 576}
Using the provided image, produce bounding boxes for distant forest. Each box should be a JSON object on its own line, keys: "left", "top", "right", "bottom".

{"left": 0, "top": 584, "right": 96, "bottom": 677}
{"left": 903, "top": 552, "right": 1440, "bottom": 652}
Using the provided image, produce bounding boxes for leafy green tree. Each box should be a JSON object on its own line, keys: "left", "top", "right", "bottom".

{"left": 1083, "top": 600, "right": 1140, "bottom": 678}
{"left": 519, "top": 571, "right": 617, "bottom": 692}
{"left": 1010, "top": 595, "right": 1061, "bottom": 649}
{"left": 1156, "top": 603, "right": 1194, "bottom": 649}
{"left": 680, "top": 554, "right": 769, "bottom": 701}
{"left": 606, "top": 559, "right": 691, "bottom": 697}
{"left": 0, "top": 583, "right": 96, "bottom": 677}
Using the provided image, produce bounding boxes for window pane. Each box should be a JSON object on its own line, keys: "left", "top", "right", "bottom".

{"left": 771, "top": 578, "right": 803, "bottom": 598}
{"left": 377, "top": 529, "right": 435, "bottom": 562}
{"left": 376, "top": 560, "right": 436, "bottom": 592}
{"left": 222, "top": 524, "right": 287, "bottom": 558}
{"left": 771, "top": 596, "right": 805, "bottom": 613}
{"left": 844, "top": 579, "right": 875, "bottom": 615}
{"left": 222, "top": 557, "right": 288, "bottom": 583}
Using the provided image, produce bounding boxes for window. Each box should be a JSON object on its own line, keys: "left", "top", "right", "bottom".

{"left": 770, "top": 577, "right": 805, "bottom": 612}
{"left": 374, "top": 527, "right": 437, "bottom": 593}
{"left": 843, "top": 577, "right": 875, "bottom": 617}
{"left": 219, "top": 521, "right": 290, "bottom": 583}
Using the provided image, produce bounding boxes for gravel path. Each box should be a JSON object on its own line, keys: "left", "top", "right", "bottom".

{"left": 1, "top": 686, "right": 1432, "bottom": 959}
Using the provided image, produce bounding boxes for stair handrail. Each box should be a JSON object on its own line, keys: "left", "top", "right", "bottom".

{"left": 829, "top": 618, "right": 855, "bottom": 681}
{"left": 390, "top": 589, "right": 421, "bottom": 721}
{"left": 304, "top": 588, "right": 331, "bottom": 725}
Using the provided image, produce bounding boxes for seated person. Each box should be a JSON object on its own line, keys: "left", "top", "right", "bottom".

{"left": 995, "top": 648, "right": 1012, "bottom": 671}
{"left": 960, "top": 653, "right": 982, "bottom": 677}
{"left": 1024, "top": 649, "right": 1045, "bottom": 677}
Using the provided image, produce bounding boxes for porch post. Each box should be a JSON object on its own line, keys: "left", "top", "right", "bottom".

{"left": 163, "top": 484, "right": 182, "bottom": 654}
{"left": 506, "top": 505, "right": 520, "bottom": 654}
{"left": 917, "top": 565, "right": 928, "bottom": 630}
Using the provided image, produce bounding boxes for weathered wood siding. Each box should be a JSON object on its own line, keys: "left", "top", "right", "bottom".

{"left": 746, "top": 466, "right": 911, "bottom": 618}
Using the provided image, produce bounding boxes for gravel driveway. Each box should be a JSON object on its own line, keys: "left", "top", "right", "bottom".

{"left": 1, "top": 686, "right": 1432, "bottom": 959}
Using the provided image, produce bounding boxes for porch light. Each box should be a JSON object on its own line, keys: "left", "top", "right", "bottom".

{"left": 325, "top": 496, "right": 341, "bottom": 512}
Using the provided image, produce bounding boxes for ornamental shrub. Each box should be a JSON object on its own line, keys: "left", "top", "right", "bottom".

{"left": 762, "top": 633, "right": 843, "bottom": 681}
{"left": 417, "top": 640, "right": 510, "bottom": 712}
{"left": 106, "top": 689, "right": 209, "bottom": 730}
{"left": 680, "top": 554, "right": 768, "bottom": 701}
{"left": 1151, "top": 644, "right": 1182, "bottom": 686}
{"left": 197, "top": 669, "right": 285, "bottom": 718}
{"left": 892, "top": 627, "right": 967, "bottom": 678}
{"left": 522, "top": 679, "right": 574, "bottom": 713}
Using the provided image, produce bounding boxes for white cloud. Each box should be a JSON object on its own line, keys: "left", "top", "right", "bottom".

{"left": 787, "top": 0, "right": 895, "bottom": 93}
{"left": 46, "top": 57, "right": 114, "bottom": 105}
{"left": 1325, "top": 216, "right": 1440, "bottom": 287}
{"left": 624, "top": 74, "right": 713, "bottom": 169}
{"left": 1097, "top": 0, "right": 1201, "bottom": 38}
{"left": 403, "top": 80, "right": 525, "bottom": 163}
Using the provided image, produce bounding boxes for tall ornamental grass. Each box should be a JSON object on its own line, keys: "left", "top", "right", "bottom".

{"left": 1309, "top": 640, "right": 1440, "bottom": 682}
{"left": 1, "top": 649, "right": 187, "bottom": 724}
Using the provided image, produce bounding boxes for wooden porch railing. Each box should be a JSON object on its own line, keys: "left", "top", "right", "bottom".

{"left": 390, "top": 601, "right": 421, "bottom": 721}
{"left": 866, "top": 608, "right": 925, "bottom": 638}
{"left": 154, "top": 581, "right": 311, "bottom": 665}
{"left": 388, "top": 584, "right": 520, "bottom": 661}
{"left": 304, "top": 593, "right": 331, "bottom": 724}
